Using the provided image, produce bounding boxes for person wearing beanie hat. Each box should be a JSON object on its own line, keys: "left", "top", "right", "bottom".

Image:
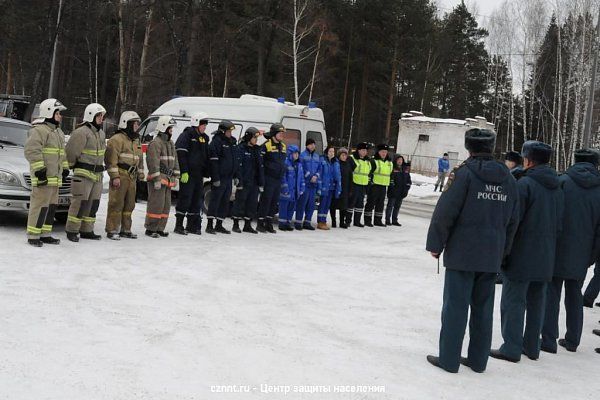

{"left": 364, "top": 144, "right": 393, "bottom": 227}
{"left": 295, "top": 137, "right": 322, "bottom": 230}
{"left": 434, "top": 153, "right": 450, "bottom": 192}
{"left": 330, "top": 147, "right": 352, "bottom": 228}
{"left": 542, "top": 148, "right": 600, "bottom": 354}
{"left": 491, "top": 140, "right": 564, "bottom": 363}
{"left": 426, "top": 127, "right": 520, "bottom": 373}
{"left": 231, "top": 127, "right": 265, "bottom": 234}
{"left": 348, "top": 142, "right": 374, "bottom": 227}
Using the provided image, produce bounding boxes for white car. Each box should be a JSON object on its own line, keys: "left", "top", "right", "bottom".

{"left": 0, "top": 117, "right": 72, "bottom": 221}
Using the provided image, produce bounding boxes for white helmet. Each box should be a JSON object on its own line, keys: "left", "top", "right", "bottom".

{"left": 190, "top": 112, "right": 209, "bottom": 127}
{"left": 118, "top": 111, "right": 141, "bottom": 129}
{"left": 83, "top": 103, "right": 107, "bottom": 123}
{"left": 38, "top": 98, "right": 67, "bottom": 119}
{"left": 157, "top": 115, "right": 177, "bottom": 133}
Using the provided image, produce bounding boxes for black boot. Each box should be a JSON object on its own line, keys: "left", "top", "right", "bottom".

{"left": 364, "top": 215, "right": 373, "bottom": 227}
{"left": 80, "top": 231, "right": 101, "bottom": 240}
{"left": 374, "top": 217, "right": 385, "bottom": 227}
{"left": 157, "top": 231, "right": 169, "bottom": 237}
{"left": 186, "top": 216, "right": 201, "bottom": 235}
{"left": 331, "top": 214, "right": 337, "bottom": 228}
{"left": 119, "top": 231, "right": 138, "bottom": 239}
{"left": 145, "top": 229, "right": 159, "bottom": 238}
{"left": 174, "top": 214, "right": 188, "bottom": 235}
{"left": 206, "top": 218, "right": 216, "bottom": 234}
{"left": 256, "top": 219, "right": 268, "bottom": 233}
{"left": 434, "top": 185, "right": 438, "bottom": 192}
{"left": 66, "top": 231, "right": 80, "bottom": 242}
{"left": 216, "top": 220, "right": 231, "bottom": 234}
{"left": 28, "top": 238, "right": 43, "bottom": 247}
{"left": 40, "top": 236, "right": 61, "bottom": 244}
{"left": 392, "top": 221, "right": 402, "bottom": 227}
{"left": 353, "top": 212, "right": 364, "bottom": 228}
{"left": 232, "top": 219, "right": 242, "bottom": 233}
{"left": 266, "top": 220, "right": 277, "bottom": 233}
{"left": 339, "top": 216, "right": 348, "bottom": 229}
{"left": 243, "top": 220, "right": 258, "bottom": 234}
{"left": 107, "top": 232, "right": 121, "bottom": 240}
{"left": 303, "top": 221, "right": 315, "bottom": 231}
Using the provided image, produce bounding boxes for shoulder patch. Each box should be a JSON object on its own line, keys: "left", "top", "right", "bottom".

{"left": 443, "top": 161, "right": 466, "bottom": 192}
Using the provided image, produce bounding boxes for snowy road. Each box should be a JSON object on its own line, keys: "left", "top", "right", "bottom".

{"left": 0, "top": 195, "right": 598, "bottom": 399}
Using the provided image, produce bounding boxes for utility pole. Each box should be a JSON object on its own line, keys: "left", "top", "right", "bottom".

{"left": 583, "top": 7, "right": 600, "bottom": 148}
{"left": 47, "top": 0, "right": 64, "bottom": 98}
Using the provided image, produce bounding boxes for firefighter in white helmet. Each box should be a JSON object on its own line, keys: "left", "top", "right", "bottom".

{"left": 64, "top": 103, "right": 107, "bottom": 242}
{"left": 144, "top": 115, "right": 180, "bottom": 238}
{"left": 23, "top": 98, "right": 69, "bottom": 247}
{"left": 173, "top": 111, "right": 210, "bottom": 235}
{"left": 104, "top": 111, "right": 144, "bottom": 239}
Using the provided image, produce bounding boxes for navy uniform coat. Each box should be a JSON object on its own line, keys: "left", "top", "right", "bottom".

{"left": 426, "top": 156, "right": 520, "bottom": 273}
{"left": 503, "top": 165, "right": 564, "bottom": 282}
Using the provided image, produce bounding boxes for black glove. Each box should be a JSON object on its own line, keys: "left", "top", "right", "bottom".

{"left": 62, "top": 169, "right": 70, "bottom": 179}
{"left": 34, "top": 168, "right": 48, "bottom": 186}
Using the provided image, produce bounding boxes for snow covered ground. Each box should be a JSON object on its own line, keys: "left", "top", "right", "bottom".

{"left": 0, "top": 194, "right": 598, "bottom": 400}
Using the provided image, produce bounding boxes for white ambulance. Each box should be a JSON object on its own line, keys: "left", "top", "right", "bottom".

{"left": 137, "top": 94, "right": 328, "bottom": 202}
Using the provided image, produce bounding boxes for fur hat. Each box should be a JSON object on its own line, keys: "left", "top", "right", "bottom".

{"left": 464, "top": 128, "right": 496, "bottom": 154}
{"left": 521, "top": 140, "right": 552, "bottom": 164}
{"left": 505, "top": 150, "right": 522, "bottom": 164}
{"left": 574, "top": 148, "right": 600, "bottom": 166}
{"left": 356, "top": 142, "right": 369, "bottom": 151}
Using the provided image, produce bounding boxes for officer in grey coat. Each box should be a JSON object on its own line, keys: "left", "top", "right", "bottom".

{"left": 542, "top": 149, "right": 600, "bottom": 353}
{"left": 491, "top": 141, "right": 564, "bottom": 363}
{"left": 426, "top": 128, "right": 520, "bottom": 373}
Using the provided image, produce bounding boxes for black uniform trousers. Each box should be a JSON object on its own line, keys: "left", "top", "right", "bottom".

{"left": 542, "top": 277, "right": 585, "bottom": 351}
{"left": 385, "top": 197, "right": 403, "bottom": 223}
{"left": 176, "top": 177, "right": 205, "bottom": 221}
{"left": 350, "top": 184, "right": 367, "bottom": 224}
{"left": 207, "top": 180, "right": 232, "bottom": 220}
{"left": 258, "top": 176, "right": 281, "bottom": 222}
{"left": 364, "top": 184, "right": 387, "bottom": 224}
{"left": 232, "top": 184, "right": 260, "bottom": 220}
{"left": 438, "top": 269, "right": 496, "bottom": 373}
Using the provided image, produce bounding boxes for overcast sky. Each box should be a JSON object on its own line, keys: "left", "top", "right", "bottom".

{"left": 438, "top": 0, "right": 499, "bottom": 19}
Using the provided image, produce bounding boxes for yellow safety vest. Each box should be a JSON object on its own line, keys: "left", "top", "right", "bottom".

{"left": 352, "top": 155, "right": 370, "bottom": 186}
{"left": 372, "top": 159, "right": 392, "bottom": 186}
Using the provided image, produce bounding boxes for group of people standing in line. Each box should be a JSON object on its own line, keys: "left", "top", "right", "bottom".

{"left": 426, "top": 128, "right": 600, "bottom": 375}
{"left": 23, "top": 98, "right": 413, "bottom": 246}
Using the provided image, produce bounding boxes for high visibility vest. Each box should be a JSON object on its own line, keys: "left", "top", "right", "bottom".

{"left": 352, "top": 155, "right": 370, "bottom": 186}
{"left": 372, "top": 159, "right": 392, "bottom": 186}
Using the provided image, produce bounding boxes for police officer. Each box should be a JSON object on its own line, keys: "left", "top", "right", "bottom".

{"left": 65, "top": 103, "right": 107, "bottom": 242}
{"left": 24, "top": 98, "right": 69, "bottom": 247}
{"left": 145, "top": 116, "right": 180, "bottom": 238}
{"left": 491, "top": 141, "right": 564, "bottom": 363}
{"left": 348, "top": 142, "right": 372, "bottom": 227}
{"left": 206, "top": 120, "right": 238, "bottom": 234}
{"left": 257, "top": 123, "right": 287, "bottom": 233}
{"left": 364, "top": 144, "right": 392, "bottom": 227}
{"left": 541, "top": 149, "right": 600, "bottom": 353}
{"left": 231, "top": 127, "right": 265, "bottom": 234}
{"left": 174, "top": 112, "right": 210, "bottom": 235}
{"left": 104, "top": 111, "right": 144, "bottom": 240}
{"left": 426, "top": 128, "right": 520, "bottom": 373}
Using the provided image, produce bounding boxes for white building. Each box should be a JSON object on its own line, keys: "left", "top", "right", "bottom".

{"left": 395, "top": 111, "right": 495, "bottom": 175}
